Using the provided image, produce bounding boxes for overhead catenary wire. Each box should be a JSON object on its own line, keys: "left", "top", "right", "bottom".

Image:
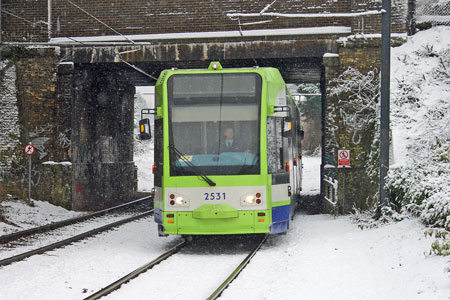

{"left": 2, "top": 3, "right": 157, "bottom": 80}
{"left": 65, "top": 0, "right": 136, "bottom": 45}
{"left": 209, "top": 0, "right": 259, "bottom": 66}
{"left": 64, "top": 0, "right": 162, "bottom": 80}
{"left": 1, "top": 9, "right": 87, "bottom": 45}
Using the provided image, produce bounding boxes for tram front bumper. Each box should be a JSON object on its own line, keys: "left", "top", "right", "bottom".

{"left": 161, "top": 210, "right": 270, "bottom": 235}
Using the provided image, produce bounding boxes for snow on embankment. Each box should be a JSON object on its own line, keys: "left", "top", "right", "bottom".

{"left": 388, "top": 26, "right": 450, "bottom": 230}
{"left": 0, "top": 199, "right": 83, "bottom": 235}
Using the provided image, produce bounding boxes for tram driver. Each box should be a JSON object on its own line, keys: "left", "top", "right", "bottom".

{"left": 220, "top": 127, "right": 250, "bottom": 153}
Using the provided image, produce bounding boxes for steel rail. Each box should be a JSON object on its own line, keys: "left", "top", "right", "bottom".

{"left": 0, "top": 196, "right": 152, "bottom": 244}
{"left": 83, "top": 240, "right": 187, "bottom": 300}
{"left": 207, "top": 234, "right": 268, "bottom": 300}
{"left": 0, "top": 210, "right": 153, "bottom": 267}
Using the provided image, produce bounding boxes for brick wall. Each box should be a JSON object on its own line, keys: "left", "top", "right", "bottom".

{"left": 351, "top": 0, "right": 408, "bottom": 34}
{"left": 0, "top": 61, "right": 21, "bottom": 199}
{"left": 0, "top": 48, "right": 72, "bottom": 207}
{"left": 2, "top": 0, "right": 409, "bottom": 43}
{"left": 322, "top": 37, "right": 385, "bottom": 213}
{"left": 2, "top": 0, "right": 49, "bottom": 42}
{"left": 50, "top": 0, "right": 352, "bottom": 37}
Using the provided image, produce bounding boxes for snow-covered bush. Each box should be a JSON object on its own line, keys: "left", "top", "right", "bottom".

{"left": 352, "top": 205, "right": 405, "bottom": 230}
{"left": 387, "top": 141, "right": 450, "bottom": 229}
{"left": 425, "top": 228, "right": 450, "bottom": 256}
{"left": 387, "top": 27, "right": 450, "bottom": 231}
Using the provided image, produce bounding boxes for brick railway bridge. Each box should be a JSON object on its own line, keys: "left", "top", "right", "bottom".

{"left": 0, "top": 0, "right": 412, "bottom": 211}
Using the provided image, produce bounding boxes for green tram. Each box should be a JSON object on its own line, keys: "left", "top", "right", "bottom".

{"left": 140, "top": 62, "right": 303, "bottom": 236}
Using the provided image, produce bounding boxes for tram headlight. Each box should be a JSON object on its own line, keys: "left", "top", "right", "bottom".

{"left": 245, "top": 195, "right": 256, "bottom": 204}
{"left": 241, "top": 192, "right": 263, "bottom": 206}
{"left": 167, "top": 192, "right": 189, "bottom": 207}
{"left": 175, "top": 196, "right": 184, "bottom": 205}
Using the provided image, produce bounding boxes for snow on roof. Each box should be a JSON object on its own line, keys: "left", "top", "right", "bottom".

{"left": 337, "top": 32, "right": 407, "bottom": 43}
{"left": 227, "top": 10, "right": 382, "bottom": 18}
{"left": 41, "top": 161, "right": 72, "bottom": 166}
{"left": 49, "top": 27, "right": 351, "bottom": 44}
{"left": 323, "top": 53, "right": 339, "bottom": 58}
{"left": 417, "top": 15, "right": 450, "bottom": 23}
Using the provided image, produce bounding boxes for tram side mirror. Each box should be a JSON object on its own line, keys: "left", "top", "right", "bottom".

{"left": 139, "top": 118, "right": 152, "bottom": 140}
{"left": 282, "top": 117, "right": 294, "bottom": 138}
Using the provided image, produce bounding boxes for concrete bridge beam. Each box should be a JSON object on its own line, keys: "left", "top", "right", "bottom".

{"left": 62, "top": 38, "right": 338, "bottom": 64}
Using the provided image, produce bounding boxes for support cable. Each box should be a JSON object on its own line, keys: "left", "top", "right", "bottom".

{"left": 260, "top": 0, "right": 278, "bottom": 15}
{"left": 117, "top": 54, "right": 158, "bottom": 81}
{"left": 237, "top": 17, "right": 259, "bottom": 66}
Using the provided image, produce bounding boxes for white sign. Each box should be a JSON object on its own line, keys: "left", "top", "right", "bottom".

{"left": 24, "top": 144, "right": 35, "bottom": 156}
{"left": 338, "top": 149, "right": 350, "bottom": 166}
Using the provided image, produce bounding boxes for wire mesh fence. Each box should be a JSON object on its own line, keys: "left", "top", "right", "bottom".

{"left": 416, "top": 0, "right": 450, "bottom": 25}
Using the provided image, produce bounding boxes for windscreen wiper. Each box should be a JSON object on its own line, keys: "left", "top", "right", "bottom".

{"left": 169, "top": 144, "right": 216, "bottom": 187}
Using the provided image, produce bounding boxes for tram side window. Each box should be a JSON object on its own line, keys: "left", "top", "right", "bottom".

{"left": 267, "top": 117, "right": 283, "bottom": 173}
{"left": 154, "top": 118, "right": 163, "bottom": 187}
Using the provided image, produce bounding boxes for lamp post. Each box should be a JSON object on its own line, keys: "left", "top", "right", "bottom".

{"left": 1, "top": 0, "right": 2, "bottom": 61}
{"left": 379, "top": 0, "right": 391, "bottom": 206}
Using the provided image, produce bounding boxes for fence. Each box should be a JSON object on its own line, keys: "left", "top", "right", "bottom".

{"left": 416, "top": 0, "right": 450, "bottom": 25}
{"left": 323, "top": 175, "right": 338, "bottom": 206}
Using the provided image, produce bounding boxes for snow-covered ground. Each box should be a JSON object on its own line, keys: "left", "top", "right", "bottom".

{"left": 301, "top": 156, "right": 321, "bottom": 195}
{"left": 0, "top": 199, "right": 84, "bottom": 235}
{"left": 222, "top": 215, "right": 450, "bottom": 300}
{"left": 0, "top": 218, "right": 179, "bottom": 300}
{"left": 0, "top": 211, "right": 144, "bottom": 260}
{"left": 1, "top": 155, "right": 448, "bottom": 299}
{"left": 1, "top": 211, "right": 448, "bottom": 299}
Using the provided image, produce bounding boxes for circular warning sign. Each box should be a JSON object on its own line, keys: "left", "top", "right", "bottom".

{"left": 338, "top": 149, "right": 350, "bottom": 166}
{"left": 24, "top": 144, "right": 35, "bottom": 155}
{"left": 339, "top": 151, "right": 349, "bottom": 159}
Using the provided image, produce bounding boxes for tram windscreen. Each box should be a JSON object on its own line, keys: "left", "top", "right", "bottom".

{"left": 168, "top": 73, "right": 262, "bottom": 176}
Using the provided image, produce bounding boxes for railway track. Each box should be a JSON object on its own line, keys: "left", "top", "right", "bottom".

{"left": 83, "top": 234, "right": 268, "bottom": 300}
{"left": 207, "top": 233, "right": 268, "bottom": 299}
{"left": 83, "top": 240, "right": 188, "bottom": 300}
{"left": 0, "top": 197, "right": 154, "bottom": 267}
{"left": 0, "top": 196, "right": 152, "bottom": 245}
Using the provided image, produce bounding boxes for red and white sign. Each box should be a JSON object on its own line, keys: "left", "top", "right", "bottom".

{"left": 24, "top": 144, "right": 35, "bottom": 156}
{"left": 338, "top": 149, "right": 350, "bottom": 166}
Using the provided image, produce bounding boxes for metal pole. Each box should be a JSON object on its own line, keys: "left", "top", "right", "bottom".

{"left": 342, "top": 167, "right": 346, "bottom": 213}
{"left": 380, "top": 0, "right": 391, "bottom": 206}
{"left": 1, "top": 0, "right": 2, "bottom": 61}
{"left": 48, "top": 0, "right": 52, "bottom": 40}
{"left": 28, "top": 155, "right": 32, "bottom": 202}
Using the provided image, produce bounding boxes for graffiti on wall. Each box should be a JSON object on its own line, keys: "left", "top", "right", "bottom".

{"left": 325, "top": 67, "right": 379, "bottom": 171}
{"left": 1, "top": 163, "right": 42, "bottom": 187}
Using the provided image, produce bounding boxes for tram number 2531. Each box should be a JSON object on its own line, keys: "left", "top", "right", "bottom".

{"left": 204, "top": 192, "right": 226, "bottom": 201}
